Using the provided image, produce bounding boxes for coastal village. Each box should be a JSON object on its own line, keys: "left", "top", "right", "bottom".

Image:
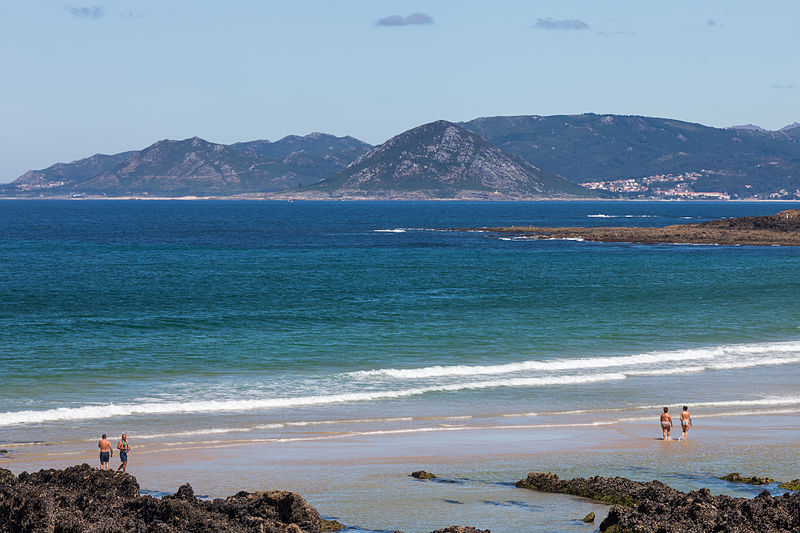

{"left": 581, "top": 172, "right": 800, "bottom": 200}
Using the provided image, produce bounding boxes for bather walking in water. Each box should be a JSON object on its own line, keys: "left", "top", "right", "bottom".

{"left": 679, "top": 406, "right": 692, "bottom": 441}
{"left": 660, "top": 407, "right": 673, "bottom": 440}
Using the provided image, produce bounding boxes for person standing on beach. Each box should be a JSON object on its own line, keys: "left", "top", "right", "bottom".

{"left": 660, "top": 407, "right": 673, "bottom": 440}
{"left": 679, "top": 406, "right": 693, "bottom": 441}
{"left": 116, "top": 434, "right": 130, "bottom": 473}
{"left": 98, "top": 434, "right": 113, "bottom": 470}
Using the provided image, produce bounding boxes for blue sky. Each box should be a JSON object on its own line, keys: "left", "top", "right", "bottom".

{"left": 1, "top": 0, "right": 799, "bottom": 181}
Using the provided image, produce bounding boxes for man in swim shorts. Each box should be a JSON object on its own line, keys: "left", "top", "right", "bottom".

{"left": 679, "top": 406, "right": 693, "bottom": 441}
{"left": 117, "top": 433, "right": 130, "bottom": 473}
{"left": 98, "top": 433, "right": 113, "bottom": 470}
{"left": 660, "top": 407, "right": 673, "bottom": 440}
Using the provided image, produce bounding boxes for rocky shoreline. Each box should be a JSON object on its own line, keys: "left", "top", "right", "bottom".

{"left": 517, "top": 472, "right": 800, "bottom": 532}
{"left": 4, "top": 464, "right": 799, "bottom": 532}
{"left": 476, "top": 209, "right": 800, "bottom": 246}
{"left": 0, "top": 465, "right": 486, "bottom": 533}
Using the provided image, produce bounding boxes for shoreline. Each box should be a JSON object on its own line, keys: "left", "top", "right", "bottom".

{"left": 3, "top": 412, "right": 799, "bottom": 532}
{"left": 3, "top": 195, "right": 800, "bottom": 202}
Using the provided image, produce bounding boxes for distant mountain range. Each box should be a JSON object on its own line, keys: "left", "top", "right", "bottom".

{"left": 3, "top": 114, "right": 800, "bottom": 199}
{"left": 460, "top": 114, "right": 800, "bottom": 197}
{"left": 8, "top": 133, "right": 371, "bottom": 196}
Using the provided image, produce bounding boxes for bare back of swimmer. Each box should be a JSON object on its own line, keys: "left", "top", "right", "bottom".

{"left": 660, "top": 407, "right": 673, "bottom": 440}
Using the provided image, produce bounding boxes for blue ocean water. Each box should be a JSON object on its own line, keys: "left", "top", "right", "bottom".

{"left": 2, "top": 200, "right": 800, "bottom": 444}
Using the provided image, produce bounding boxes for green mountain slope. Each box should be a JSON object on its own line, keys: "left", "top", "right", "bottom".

{"left": 461, "top": 114, "right": 800, "bottom": 196}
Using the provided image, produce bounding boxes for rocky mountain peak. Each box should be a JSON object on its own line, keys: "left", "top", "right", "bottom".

{"left": 728, "top": 124, "right": 768, "bottom": 132}
{"left": 306, "top": 120, "right": 595, "bottom": 199}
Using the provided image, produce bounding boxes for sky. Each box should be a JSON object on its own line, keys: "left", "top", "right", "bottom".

{"left": 1, "top": 0, "right": 799, "bottom": 182}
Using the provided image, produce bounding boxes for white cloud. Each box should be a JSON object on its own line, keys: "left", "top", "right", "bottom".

{"left": 377, "top": 12, "right": 434, "bottom": 27}
{"left": 532, "top": 18, "right": 589, "bottom": 30}
{"left": 65, "top": 4, "right": 104, "bottom": 19}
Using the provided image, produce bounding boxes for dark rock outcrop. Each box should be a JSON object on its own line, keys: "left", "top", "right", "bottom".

{"left": 478, "top": 210, "right": 800, "bottom": 246}
{"left": 516, "top": 472, "right": 680, "bottom": 508}
{"left": 0, "top": 464, "right": 323, "bottom": 533}
{"left": 0, "top": 465, "right": 485, "bottom": 533}
{"left": 411, "top": 470, "right": 437, "bottom": 480}
{"left": 582, "top": 511, "right": 595, "bottom": 522}
{"left": 517, "top": 471, "right": 800, "bottom": 533}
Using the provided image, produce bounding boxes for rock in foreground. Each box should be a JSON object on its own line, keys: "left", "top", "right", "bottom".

{"left": 517, "top": 471, "right": 800, "bottom": 533}
{"left": 0, "top": 464, "right": 322, "bottom": 533}
{"left": 0, "top": 465, "right": 484, "bottom": 533}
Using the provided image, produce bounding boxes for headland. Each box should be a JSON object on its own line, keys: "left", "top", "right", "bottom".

{"left": 474, "top": 209, "right": 800, "bottom": 246}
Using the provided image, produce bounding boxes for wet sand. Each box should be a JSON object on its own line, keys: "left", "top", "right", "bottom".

{"left": 3, "top": 413, "right": 800, "bottom": 532}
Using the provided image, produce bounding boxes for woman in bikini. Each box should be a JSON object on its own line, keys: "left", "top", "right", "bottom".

{"left": 679, "top": 406, "right": 692, "bottom": 441}
{"left": 660, "top": 407, "right": 673, "bottom": 440}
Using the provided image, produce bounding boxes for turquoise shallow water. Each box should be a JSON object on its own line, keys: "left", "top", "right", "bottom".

{"left": 2, "top": 199, "right": 800, "bottom": 442}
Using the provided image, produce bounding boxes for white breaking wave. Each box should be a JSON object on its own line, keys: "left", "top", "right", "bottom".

{"left": 135, "top": 425, "right": 284, "bottom": 439}
{"left": 373, "top": 227, "right": 433, "bottom": 233}
{"left": 0, "top": 373, "right": 625, "bottom": 427}
{"left": 587, "top": 214, "right": 656, "bottom": 218}
{"left": 637, "top": 396, "right": 800, "bottom": 410}
{"left": 348, "top": 340, "right": 800, "bottom": 380}
{"left": 129, "top": 416, "right": 486, "bottom": 441}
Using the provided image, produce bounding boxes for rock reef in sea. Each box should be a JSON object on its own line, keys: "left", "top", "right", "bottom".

{"left": 778, "top": 479, "right": 800, "bottom": 492}
{"left": 516, "top": 471, "right": 800, "bottom": 533}
{"left": 720, "top": 472, "right": 775, "bottom": 485}
{"left": 478, "top": 209, "right": 800, "bottom": 247}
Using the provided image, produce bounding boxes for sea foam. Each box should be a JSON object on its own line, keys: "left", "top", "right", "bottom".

{"left": 0, "top": 373, "right": 625, "bottom": 426}
{"left": 347, "top": 340, "right": 800, "bottom": 380}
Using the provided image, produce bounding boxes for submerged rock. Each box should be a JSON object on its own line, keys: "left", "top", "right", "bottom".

{"left": 431, "top": 526, "right": 491, "bottom": 533}
{"left": 319, "top": 518, "right": 344, "bottom": 531}
{"left": 778, "top": 479, "right": 800, "bottom": 492}
{"left": 582, "top": 512, "right": 595, "bottom": 522}
{"left": 411, "top": 470, "right": 438, "bottom": 480}
{"left": 517, "top": 471, "right": 800, "bottom": 533}
{"left": 721, "top": 472, "right": 775, "bottom": 485}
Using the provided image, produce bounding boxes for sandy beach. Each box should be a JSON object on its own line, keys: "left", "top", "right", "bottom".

{"left": 4, "top": 411, "right": 799, "bottom": 532}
